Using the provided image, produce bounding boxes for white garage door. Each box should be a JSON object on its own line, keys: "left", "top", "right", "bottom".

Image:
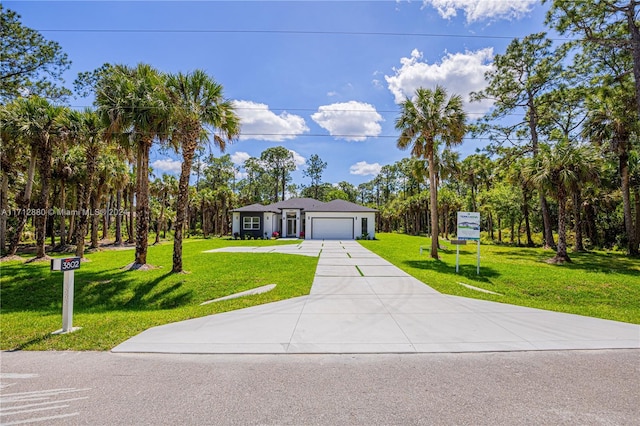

{"left": 311, "top": 218, "right": 354, "bottom": 240}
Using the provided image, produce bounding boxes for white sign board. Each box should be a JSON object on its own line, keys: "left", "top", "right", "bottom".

{"left": 457, "top": 212, "right": 480, "bottom": 241}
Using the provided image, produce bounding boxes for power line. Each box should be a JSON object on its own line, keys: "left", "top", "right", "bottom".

{"left": 66, "top": 104, "right": 526, "bottom": 117}
{"left": 81, "top": 129, "right": 526, "bottom": 142}
{"left": 37, "top": 28, "right": 576, "bottom": 42}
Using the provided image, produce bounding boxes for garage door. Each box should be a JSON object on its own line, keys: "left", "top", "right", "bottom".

{"left": 311, "top": 218, "right": 354, "bottom": 240}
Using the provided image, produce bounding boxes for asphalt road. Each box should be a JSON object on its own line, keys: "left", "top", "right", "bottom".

{"left": 1, "top": 350, "right": 638, "bottom": 425}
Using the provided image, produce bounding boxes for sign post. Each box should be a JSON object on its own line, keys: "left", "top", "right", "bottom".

{"left": 450, "top": 239, "right": 467, "bottom": 272}
{"left": 456, "top": 212, "right": 481, "bottom": 275}
{"left": 51, "top": 257, "right": 82, "bottom": 334}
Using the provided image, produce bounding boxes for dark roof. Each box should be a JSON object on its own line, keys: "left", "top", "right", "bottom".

{"left": 269, "top": 198, "right": 325, "bottom": 211}
{"left": 306, "top": 199, "right": 377, "bottom": 212}
{"left": 234, "top": 198, "right": 377, "bottom": 213}
{"left": 232, "top": 203, "right": 280, "bottom": 213}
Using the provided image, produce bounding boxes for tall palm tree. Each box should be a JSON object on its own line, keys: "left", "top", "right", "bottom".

{"left": 64, "top": 108, "right": 104, "bottom": 258}
{"left": 396, "top": 86, "right": 467, "bottom": 260}
{"left": 96, "top": 63, "right": 171, "bottom": 268}
{"left": 0, "top": 100, "right": 33, "bottom": 257}
{"left": 166, "top": 70, "right": 239, "bottom": 273}
{"left": 4, "top": 97, "right": 66, "bottom": 259}
{"left": 583, "top": 84, "right": 638, "bottom": 256}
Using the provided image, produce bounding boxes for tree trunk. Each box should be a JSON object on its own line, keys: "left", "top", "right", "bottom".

{"left": 584, "top": 202, "right": 598, "bottom": 247}
{"left": 127, "top": 186, "right": 135, "bottom": 244}
{"left": 552, "top": 187, "right": 571, "bottom": 263}
{"left": 517, "top": 218, "right": 522, "bottom": 246}
{"left": 134, "top": 139, "right": 152, "bottom": 266}
{"left": 48, "top": 207, "right": 55, "bottom": 248}
{"left": 572, "top": 188, "right": 584, "bottom": 252}
{"left": 634, "top": 187, "right": 640, "bottom": 252}
{"left": 0, "top": 173, "right": 8, "bottom": 254}
{"left": 540, "top": 192, "right": 555, "bottom": 249}
{"left": 114, "top": 189, "right": 123, "bottom": 245}
{"left": 488, "top": 212, "right": 494, "bottom": 240}
{"left": 155, "top": 191, "right": 165, "bottom": 245}
{"left": 498, "top": 217, "right": 502, "bottom": 243}
{"left": 8, "top": 152, "right": 37, "bottom": 256}
{"left": 35, "top": 141, "right": 53, "bottom": 259}
{"left": 523, "top": 189, "right": 534, "bottom": 247}
{"left": 103, "top": 192, "right": 112, "bottom": 240}
{"left": 528, "top": 97, "right": 555, "bottom": 249}
{"left": 173, "top": 131, "right": 199, "bottom": 273}
{"left": 510, "top": 217, "right": 515, "bottom": 244}
{"left": 90, "top": 186, "right": 101, "bottom": 249}
{"left": 59, "top": 180, "right": 66, "bottom": 246}
{"left": 428, "top": 147, "right": 439, "bottom": 259}
{"left": 76, "top": 144, "right": 98, "bottom": 258}
{"left": 68, "top": 184, "right": 76, "bottom": 241}
{"left": 620, "top": 150, "right": 638, "bottom": 255}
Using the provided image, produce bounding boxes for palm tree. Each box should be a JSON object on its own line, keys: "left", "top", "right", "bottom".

{"left": 64, "top": 108, "right": 104, "bottom": 258}
{"left": 96, "top": 63, "right": 171, "bottom": 268}
{"left": 3, "top": 97, "right": 66, "bottom": 260}
{"left": 505, "top": 157, "right": 535, "bottom": 247}
{"left": 0, "top": 100, "right": 33, "bottom": 257}
{"left": 530, "top": 142, "right": 585, "bottom": 263}
{"left": 166, "top": 70, "right": 239, "bottom": 273}
{"left": 51, "top": 145, "right": 78, "bottom": 248}
{"left": 567, "top": 145, "right": 599, "bottom": 252}
{"left": 583, "top": 84, "right": 638, "bottom": 256}
{"left": 395, "top": 86, "right": 467, "bottom": 259}
{"left": 111, "top": 159, "right": 130, "bottom": 246}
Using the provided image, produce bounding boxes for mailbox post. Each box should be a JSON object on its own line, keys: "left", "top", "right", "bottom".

{"left": 51, "top": 257, "right": 82, "bottom": 334}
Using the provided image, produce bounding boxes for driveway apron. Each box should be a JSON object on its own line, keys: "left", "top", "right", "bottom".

{"left": 112, "top": 241, "right": 640, "bottom": 354}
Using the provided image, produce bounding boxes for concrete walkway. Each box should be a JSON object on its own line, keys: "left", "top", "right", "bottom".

{"left": 112, "top": 241, "right": 640, "bottom": 354}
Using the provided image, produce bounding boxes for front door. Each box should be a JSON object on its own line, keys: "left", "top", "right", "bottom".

{"left": 286, "top": 213, "right": 297, "bottom": 237}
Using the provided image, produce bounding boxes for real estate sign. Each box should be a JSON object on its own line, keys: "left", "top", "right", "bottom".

{"left": 457, "top": 212, "right": 480, "bottom": 241}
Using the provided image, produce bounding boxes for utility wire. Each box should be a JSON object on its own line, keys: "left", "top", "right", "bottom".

{"left": 37, "top": 28, "right": 576, "bottom": 42}
{"left": 66, "top": 105, "right": 527, "bottom": 117}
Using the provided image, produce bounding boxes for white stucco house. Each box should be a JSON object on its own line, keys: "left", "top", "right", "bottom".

{"left": 231, "top": 198, "right": 377, "bottom": 240}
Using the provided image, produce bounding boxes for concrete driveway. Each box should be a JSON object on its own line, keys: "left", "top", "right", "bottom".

{"left": 112, "top": 240, "right": 640, "bottom": 354}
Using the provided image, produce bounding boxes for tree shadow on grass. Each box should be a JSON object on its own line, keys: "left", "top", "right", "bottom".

{"left": 403, "top": 259, "right": 501, "bottom": 283}
{"left": 497, "top": 249, "right": 640, "bottom": 277}
{"left": 1, "top": 262, "right": 193, "bottom": 314}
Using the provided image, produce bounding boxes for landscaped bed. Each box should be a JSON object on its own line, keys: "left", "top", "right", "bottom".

{"left": 0, "top": 238, "right": 315, "bottom": 351}
{"left": 359, "top": 233, "right": 640, "bottom": 324}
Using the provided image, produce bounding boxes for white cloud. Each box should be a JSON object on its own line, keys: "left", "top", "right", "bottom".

{"left": 311, "top": 101, "right": 384, "bottom": 142}
{"left": 230, "top": 151, "right": 251, "bottom": 165}
{"left": 385, "top": 48, "right": 494, "bottom": 114}
{"left": 422, "top": 0, "right": 537, "bottom": 23}
{"left": 289, "top": 150, "right": 306, "bottom": 169}
{"left": 151, "top": 158, "right": 182, "bottom": 175}
{"left": 349, "top": 161, "right": 382, "bottom": 176}
{"left": 233, "top": 100, "right": 309, "bottom": 142}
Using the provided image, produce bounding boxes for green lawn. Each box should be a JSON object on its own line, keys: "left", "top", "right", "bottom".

{"left": 0, "top": 238, "right": 316, "bottom": 351}
{"left": 359, "top": 233, "right": 640, "bottom": 324}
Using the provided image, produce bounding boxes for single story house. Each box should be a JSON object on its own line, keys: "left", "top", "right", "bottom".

{"left": 231, "top": 197, "right": 377, "bottom": 240}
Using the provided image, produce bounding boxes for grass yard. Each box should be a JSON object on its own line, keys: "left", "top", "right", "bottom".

{"left": 359, "top": 233, "right": 640, "bottom": 324}
{"left": 0, "top": 238, "right": 316, "bottom": 351}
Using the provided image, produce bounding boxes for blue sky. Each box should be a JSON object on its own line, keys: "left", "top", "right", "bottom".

{"left": 7, "top": 0, "right": 550, "bottom": 187}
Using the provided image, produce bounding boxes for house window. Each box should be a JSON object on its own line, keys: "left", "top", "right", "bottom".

{"left": 243, "top": 216, "right": 260, "bottom": 230}
{"left": 361, "top": 217, "right": 368, "bottom": 234}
